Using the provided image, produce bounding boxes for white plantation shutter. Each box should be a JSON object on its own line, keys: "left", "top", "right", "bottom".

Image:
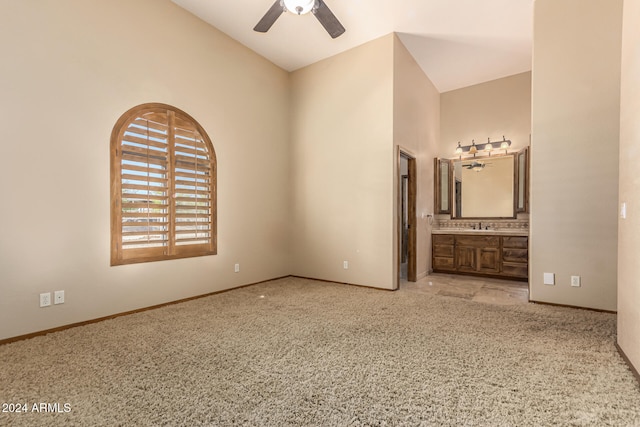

{"left": 111, "top": 104, "right": 216, "bottom": 265}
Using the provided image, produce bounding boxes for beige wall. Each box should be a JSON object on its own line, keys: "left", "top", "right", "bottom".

{"left": 0, "top": 2, "right": 439, "bottom": 340}
{"left": 289, "top": 35, "right": 396, "bottom": 288}
{"left": 440, "top": 72, "right": 532, "bottom": 158}
{"left": 289, "top": 34, "right": 440, "bottom": 289}
{"left": 618, "top": 0, "right": 640, "bottom": 374}
{"left": 392, "top": 36, "right": 441, "bottom": 280}
{"left": 0, "top": 0, "right": 291, "bottom": 340}
{"left": 530, "top": 0, "right": 622, "bottom": 311}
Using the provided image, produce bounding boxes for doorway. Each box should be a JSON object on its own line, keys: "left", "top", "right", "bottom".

{"left": 398, "top": 149, "right": 417, "bottom": 287}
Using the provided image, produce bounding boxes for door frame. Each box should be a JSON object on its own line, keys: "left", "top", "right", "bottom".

{"left": 396, "top": 147, "right": 417, "bottom": 289}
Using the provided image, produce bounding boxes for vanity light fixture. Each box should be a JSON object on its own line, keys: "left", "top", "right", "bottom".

{"left": 484, "top": 138, "right": 493, "bottom": 154}
{"left": 453, "top": 136, "right": 511, "bottom": 157}
{"left": 468, "top": 140, "right": 478, "bottom": 156}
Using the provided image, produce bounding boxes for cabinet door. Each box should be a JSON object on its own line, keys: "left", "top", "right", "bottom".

{"left": 478, "top": 247, "right": 500, "bottom": 273}
{"left": 455, "top": 246, "right": 476, "bottom": 272}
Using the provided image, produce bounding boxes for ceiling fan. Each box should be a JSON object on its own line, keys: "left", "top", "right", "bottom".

{"left": 462, "top": 161, "right": 491, "bottom": 172}
{"left": 254, "top": 0, "right": 346, "bottom": 39}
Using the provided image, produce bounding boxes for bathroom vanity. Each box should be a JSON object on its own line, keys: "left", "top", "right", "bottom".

{"left": 432, "top": 231, "right": 528, "bottom": 280}
{"left": 432, "top": 147, "right": 529, "bottom": 281}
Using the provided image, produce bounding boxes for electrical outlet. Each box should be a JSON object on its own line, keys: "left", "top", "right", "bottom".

{"left": 40, "top": 292, "right": 51, "bottom": 307}
{"left": 54, "top": 290, "right": 65, "bottom": 304}
{"left": 571, "top": 276, "right": 581, "bottom": 287}
{"left": 234, "top": 263, "right": 240, "bottom": 273}
{"left": 343, "top": 261, "right": 349, "bottom": 269}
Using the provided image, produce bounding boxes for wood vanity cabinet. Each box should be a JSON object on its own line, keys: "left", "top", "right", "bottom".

{"left": 432, "top": 234, "right": 528, "bottom": 280}
{"left": 432, "top": 234, "right": 455, "bottom": 271}
{"left": 455, "top": 235, "right": 500, "bottom": 274}
{"left": 501, "top": 236, "right": 528, "bottom": 279}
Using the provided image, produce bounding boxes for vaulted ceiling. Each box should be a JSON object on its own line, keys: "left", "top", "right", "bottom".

{"left": 172, "top": 0, "right": 533, "bottom": 92}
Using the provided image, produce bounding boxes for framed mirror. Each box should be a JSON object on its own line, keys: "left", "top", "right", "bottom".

{"left": 434, "top": 158, "right": 452, "bottom": 214}
{"left": 434, "top": 147, "right": 529, "bottom": 219}
{"left": 515, "top": 148, "right": 529, "bottom": 213}
{"left": 453, "top": 154, "right": 515, "bottom": 218}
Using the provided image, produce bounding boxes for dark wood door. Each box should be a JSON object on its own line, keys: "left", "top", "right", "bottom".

{"left": 478, "top": 247, "right": 500, "bottom": 273}
{"left": 456, "top": 246, "right": 476, "bottom": 272}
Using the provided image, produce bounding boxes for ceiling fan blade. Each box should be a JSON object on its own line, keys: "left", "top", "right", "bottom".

{"left": 254, "top": 0, "right": 284, "bottom": 33}
{"left": 312, "top": 1, "right": 345, "bottom": 39}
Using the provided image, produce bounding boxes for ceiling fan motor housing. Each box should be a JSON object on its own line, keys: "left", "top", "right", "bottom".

{"left": 283, "top": 0, "right": 317, "bottom": 15}
{"left": 255, "top": 0, "right": 345, "bottom": 39}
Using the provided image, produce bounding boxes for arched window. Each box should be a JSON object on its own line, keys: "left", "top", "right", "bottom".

{"left": 110, "top": 103, "right": 216, "bottom": 265}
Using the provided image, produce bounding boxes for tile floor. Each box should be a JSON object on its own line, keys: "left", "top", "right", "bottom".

{"left": 400, "top": 273, "right": 529, "bottom": 305}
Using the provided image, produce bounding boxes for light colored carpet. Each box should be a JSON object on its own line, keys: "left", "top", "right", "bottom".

{"left": 1, "top": 276, "right": 639, "bottom": 426}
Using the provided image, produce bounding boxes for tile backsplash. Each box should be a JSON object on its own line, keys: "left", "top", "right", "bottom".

{"left": 435, "top": 217, "right": 529, "bottom": 231}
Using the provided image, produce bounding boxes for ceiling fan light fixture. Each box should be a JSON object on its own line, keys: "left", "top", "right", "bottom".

{"left": 283, "top": 0, "right": 316, "bottom": 15}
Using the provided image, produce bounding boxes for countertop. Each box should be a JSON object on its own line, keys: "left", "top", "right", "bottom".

{"left": 432, "top": 229, "right": 529, "bottom": 237}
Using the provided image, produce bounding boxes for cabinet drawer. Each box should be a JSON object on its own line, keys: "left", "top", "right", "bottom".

{"left": 502, "top": 262, "right": 528, "bottom": 278}
{"left": 503, "top": 248, "right": 528, "bottom": 263}
{"left": 433, "top": 234, "right": 454, "bottom": 245}
{"left": 434, "top": 257, "right": 455, "bottom": 270}
{"left": 456, "top": 235, "right": 500, "bottom": 248}
{"left": 433, "top": 244, "right": 454, "bottom": 257}
{"left": 502, "top": 236, "right": 528, "bottom": 249}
